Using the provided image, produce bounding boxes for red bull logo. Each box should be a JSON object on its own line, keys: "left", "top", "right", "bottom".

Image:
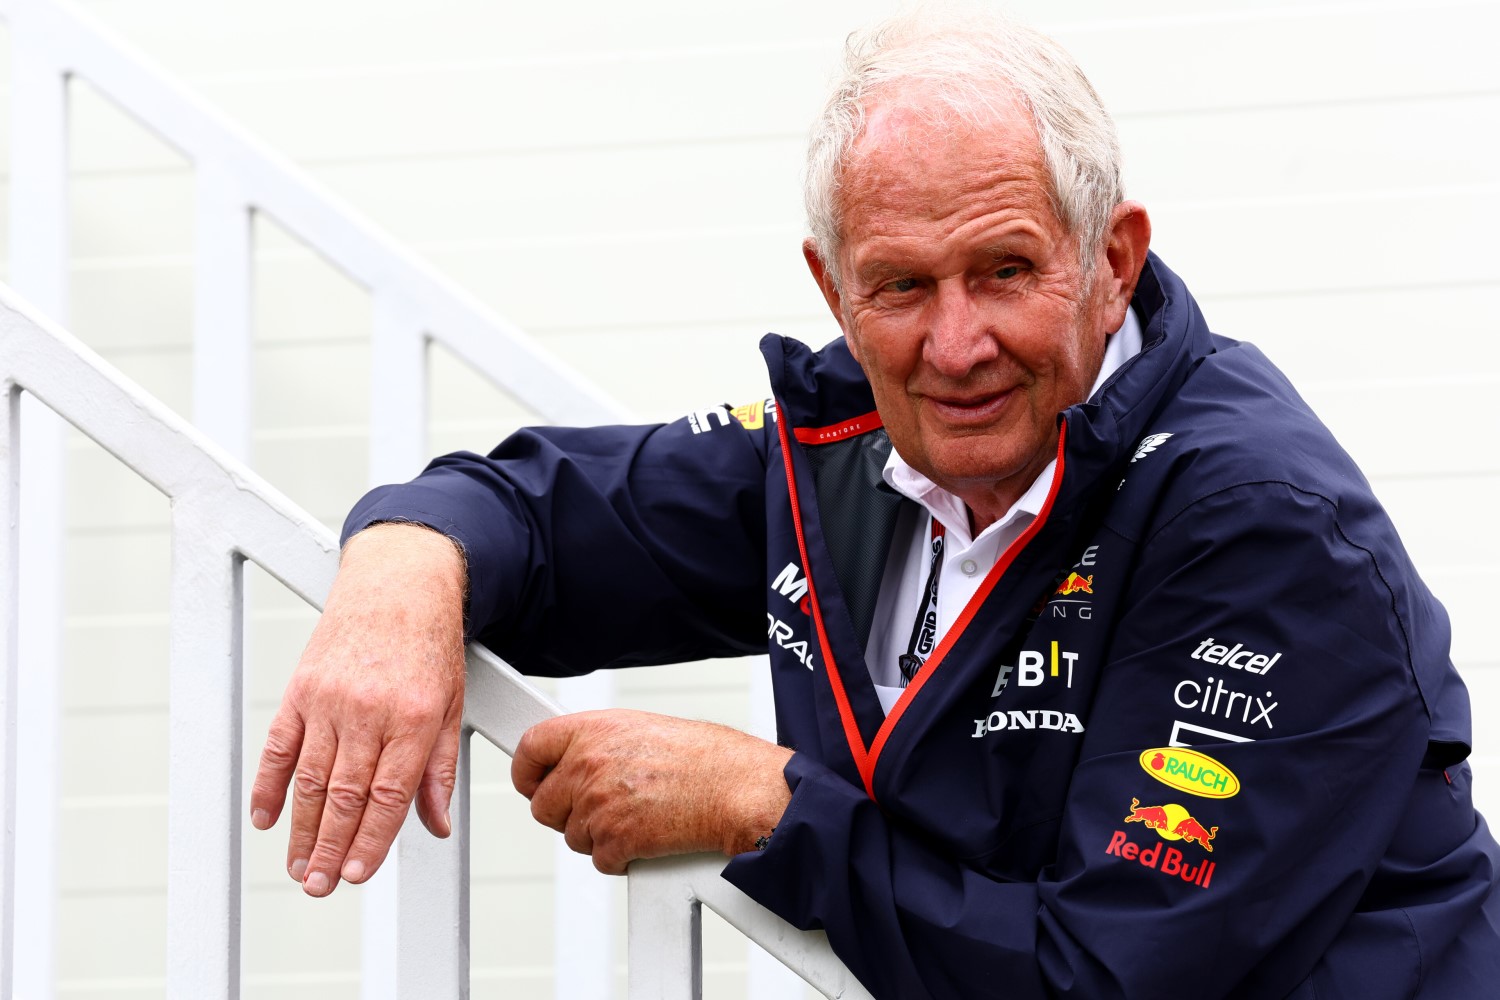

{"left": 730, "top": 398, "right": 774, "bottom": 430}
{"left": 1139, "top": 747, "right": 1240, "bottom": 799}
{"left": 1054, "top": 572, "right": 1094, "bottom": 596}
{"left": 1108, "top": 798, "right": 1220, "bottom": 888}
{"left": 1124, "top": 798, "right": 1218, "bottom": 852}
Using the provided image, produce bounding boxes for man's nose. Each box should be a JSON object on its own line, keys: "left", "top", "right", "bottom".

{"left": 923, "top": 281, "right": 999, "bottom": 378}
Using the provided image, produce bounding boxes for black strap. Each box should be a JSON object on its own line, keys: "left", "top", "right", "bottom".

{"left": 898, "top": 518, "right": 945, "bottom": 685}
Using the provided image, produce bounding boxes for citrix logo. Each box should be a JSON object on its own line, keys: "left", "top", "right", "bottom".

{"left": 1175, "top": 676, "right": 1276, "bottom": 729}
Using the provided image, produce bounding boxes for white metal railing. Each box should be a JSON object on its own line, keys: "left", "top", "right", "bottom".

{"left": 0, "top": 289, "right": 872, "bottom": 998}
{"left": 0, "top": 0, "right": 637, "bottom": 993}
{"left": 0, "top": 0, "right": 860, "bottom": 993}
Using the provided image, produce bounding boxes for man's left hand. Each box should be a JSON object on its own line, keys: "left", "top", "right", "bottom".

{"left": 511, "top": 709, "right": 794, "bottom": 874}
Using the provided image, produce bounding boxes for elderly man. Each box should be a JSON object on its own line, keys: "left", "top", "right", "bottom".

{"left": 250, "top": 10, "right": 1500, "bottom": 998}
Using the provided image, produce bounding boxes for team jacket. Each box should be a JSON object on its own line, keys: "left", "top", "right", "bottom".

{"left": 345, "top": 254, "right": 1500, "bottom": 999}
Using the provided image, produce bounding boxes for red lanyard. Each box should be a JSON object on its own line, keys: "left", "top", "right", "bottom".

{"left": 898, "top": 517, "right": 946, "bottom": 686}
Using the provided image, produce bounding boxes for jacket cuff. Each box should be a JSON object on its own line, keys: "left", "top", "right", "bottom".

{"left": 720, "top": 752, "right": 868, "bottom": 930}
{"left": 341, "top": 482, "right": 527, "bottom": 642}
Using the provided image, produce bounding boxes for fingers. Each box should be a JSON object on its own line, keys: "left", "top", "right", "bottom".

{"left": 342, "top": 740, "right": 427, "bottom": 884}
{"left": 299, "top": 732, "right": 395, "bottom": 896}
{"left": 283, "top": 724, "right": 341, "bottom": 892}
{"left": 249, "top": 705, "right": 305, "bottom": 830}
{"left": 414, "top": 711, "right": 461, "bottom": 839}
{"left": 564, "top": 809, "right": 594, "bottom": 857}
{"left": 511, "top": 716, "right": 576, "bottom": 799}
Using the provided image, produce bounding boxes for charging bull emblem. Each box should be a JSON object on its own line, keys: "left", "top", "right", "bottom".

{"left": 1124, "top": 798, "right": 1218, "bottom": 852}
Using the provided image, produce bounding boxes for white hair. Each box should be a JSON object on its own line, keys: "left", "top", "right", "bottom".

{"left": 805, "top": 7, "right": 1124, "bottom": 287}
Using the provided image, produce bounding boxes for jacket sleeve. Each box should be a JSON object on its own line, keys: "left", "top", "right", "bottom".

{"left": 341, "top": 410, "right": 772, "bottom": 675}
{"left": 725, "top": 480, "right": 1446, "bottom": 1000}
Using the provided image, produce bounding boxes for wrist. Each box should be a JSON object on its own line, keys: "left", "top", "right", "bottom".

{"left": 720, "top": 745, "right": 794, "bottom": 857}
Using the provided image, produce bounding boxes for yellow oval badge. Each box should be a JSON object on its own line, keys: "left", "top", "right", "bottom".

{"left": 1139, "top": 748, "right": 1240, "bottom": 799}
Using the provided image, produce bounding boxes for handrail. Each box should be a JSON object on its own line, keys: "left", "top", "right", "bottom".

{"left": 0, "top": 0, "right": 633, "bottom": 993}
{"left": 0, "top": 0, "right": 631, "bottom": 431}
{"left": 0, "top": 285, "right": 867, "bottom": 997}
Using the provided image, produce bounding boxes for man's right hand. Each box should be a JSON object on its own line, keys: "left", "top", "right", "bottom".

{"left": 249, "top": 522, "right": 468, "bottom": 897}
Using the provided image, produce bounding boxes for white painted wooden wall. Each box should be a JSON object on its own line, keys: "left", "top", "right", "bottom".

{"left": 0, "top": 0, "right": 1494, "bottom": 996}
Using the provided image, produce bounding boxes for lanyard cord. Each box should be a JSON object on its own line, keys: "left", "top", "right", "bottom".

{"left": 898, "top": 517, "right": 946, "bottom": 686}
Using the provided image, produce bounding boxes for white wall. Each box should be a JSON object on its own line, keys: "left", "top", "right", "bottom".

{"left": 0, "top": 0, "right": 1496, "bottom": 996}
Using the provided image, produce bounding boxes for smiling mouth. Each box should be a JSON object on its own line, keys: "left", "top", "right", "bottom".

{"left": 928, "top": 389, "right": 1015, "bottom": 424}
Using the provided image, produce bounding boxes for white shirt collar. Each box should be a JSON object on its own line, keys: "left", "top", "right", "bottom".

{"left": 881, "top": 306, "right": 1144, "bottom": 546}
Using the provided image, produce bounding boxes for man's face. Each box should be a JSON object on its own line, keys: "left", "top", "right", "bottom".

{"left": 808, "top": 101, "right": 1138, "bottom": 519}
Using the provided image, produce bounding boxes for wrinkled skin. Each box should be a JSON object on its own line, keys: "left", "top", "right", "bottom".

{"left": 250, "top": 522, "right": 467, "bottom": 896}
{"left": 805, "top": 99, "right": 1150, "bottom": 532}
{"left": 512, "top": 710, "right": 793, "bottom": 875}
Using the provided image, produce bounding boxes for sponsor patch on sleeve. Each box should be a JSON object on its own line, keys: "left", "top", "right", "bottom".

{"left": 731, "top": 398, "right": 776, "bottom": 430}
{"left": 686, "top": 398, "right": 776, "bottom": 434}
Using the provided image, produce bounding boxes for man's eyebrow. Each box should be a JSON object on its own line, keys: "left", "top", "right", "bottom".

{"left": 854, "top": 260, "right": 915, "bottom": 285}
{"left": 978, "top": 243, "right": 1026, "bottom": 261}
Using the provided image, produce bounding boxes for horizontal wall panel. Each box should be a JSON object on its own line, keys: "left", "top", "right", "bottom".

{"left": 59, "top": 799, "right": 166, "bottom": 895}
{"left": 1426, "top": 573, "right": 1495, "bottom": 667}
{"left": 65, "top": 435, "right": 171, "bottom": 531}
{"left": 69, "top": 0, "right": 1435, "bottom": 83}
{"left": 63, "top": 619, "right": 170, "bottom": 710}
{"left": 65, "top": 528, "right": 171, "bottom": 618}
{"left": 1298, "top": 376, "right": 1499, "bottom": 479}
{"left": 60, "top": 707, "right": 167, "bottom": 798}
{"left": 1200, "top": 284, "right": 1497, "bottom": 386}
{"left": 1371, "top": 474, "right": 1500, "bottom": 572}
{"left": 1120, "top": 92, "right": 1500, "bottom": 204}
{"left": 1061, "top": 2, "right": 1498, "bottom": 116}
{"left": 68, "top": 261, "right": 194, "bottom": 350}
{"left": 1148, "top": 188, "right": 1500, "bottom": 298}
{"left": 612, "top": 657, "right": 756, "bottom": 697}
{"left": 65, "top": 87, "right": 1498, "bottom": 265}
{"left": 48, "top": 3, "right": 1499, "bottom": 172}
{"left": 250, "top": 429, "right": 371, "bottom": 527}
{"left": 55, "top": 893, "right": 165, "bottom": 985}
{"left": 241, "top": 879, "right": 362, "bottom": 984}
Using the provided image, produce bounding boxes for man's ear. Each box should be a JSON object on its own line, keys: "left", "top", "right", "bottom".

{"left": 803, "top": 238, "right": 851, "bottom": 339}
{"left": 1097, "top": 202, "right": 1152, "bottom": 331}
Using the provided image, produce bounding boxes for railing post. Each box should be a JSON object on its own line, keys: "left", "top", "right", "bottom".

{"left": 554, "top": 670, "right": 619, "bottom": 1000}
{"left": 7, "top": 16, "right": 69, "bottom": 999}
{"left": 192, "top": 159, "right": 255, "bottom": 462}
{"left": 746, "top": 657, "right": 805, "bottom": 999}
{"left": 366, "top": 286, "right": 475, "bottom": 999}
{"left": 394, "top": 734, "right": 471, "bottom": 998}
{"left": 368, "top": 287, "right": 429, "bottom": 486}
{"left": 627, "top": 859, "right": 703, "bottom": 1000}
{"left": 0, "top": 382, "right": 20, "bottom": 1000}
{"left": 166, "top": 505, "right": 244, "bottom": 999}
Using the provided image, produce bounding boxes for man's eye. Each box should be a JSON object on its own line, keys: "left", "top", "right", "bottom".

{"left": 995, "top": 265, "right": 1022, "bottom": 280}
{"left": 886, "top": 277, "right": 920, "bottom": 293}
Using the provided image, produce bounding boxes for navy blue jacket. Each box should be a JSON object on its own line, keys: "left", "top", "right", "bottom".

{"left": 346, "top": 255, "right": 1500, "bottom": 998}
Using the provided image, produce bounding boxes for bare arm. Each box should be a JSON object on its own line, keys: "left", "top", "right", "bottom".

{"left": 249, "top": 522, "right": 467, "bottom": 896}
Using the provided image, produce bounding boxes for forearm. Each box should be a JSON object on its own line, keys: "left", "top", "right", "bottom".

{"left": 336, "top": 521, "right": 467, "bottom": 619}
{"left": 343, "top": 420, "right": 772, "bottom": 672}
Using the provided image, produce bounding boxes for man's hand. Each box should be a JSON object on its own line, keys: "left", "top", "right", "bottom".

{"left": 250, "top": 522, "right": 468, "bottom": 897}
{"left": 512, "top": 710, "right": 794, "bottom": 875}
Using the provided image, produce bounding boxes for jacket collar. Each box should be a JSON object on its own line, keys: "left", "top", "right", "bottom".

{"left": 763, "top": 252, "right": 1214, "bottom": 477}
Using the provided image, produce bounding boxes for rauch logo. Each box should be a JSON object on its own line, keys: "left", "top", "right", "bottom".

{"left": 1139, "top": 747, "right": 1240, "bottom": 799}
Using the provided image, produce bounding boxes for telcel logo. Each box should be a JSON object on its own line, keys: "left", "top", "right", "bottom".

{"left": 1139, "top": 747, "right": 1240, "bottom": 799}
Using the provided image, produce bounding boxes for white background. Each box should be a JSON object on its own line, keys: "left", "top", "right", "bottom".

{"left": 1, "top": 0, "right": 1496, "bottom": 995}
